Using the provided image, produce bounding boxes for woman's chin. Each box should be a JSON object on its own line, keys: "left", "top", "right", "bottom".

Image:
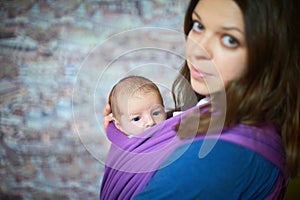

{"left": 191, "top": 79, "right": 209, "bottom": 96}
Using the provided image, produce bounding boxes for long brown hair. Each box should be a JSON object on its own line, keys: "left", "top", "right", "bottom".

{"left": 172, "top": 0, "right": 299, "bottom": 178}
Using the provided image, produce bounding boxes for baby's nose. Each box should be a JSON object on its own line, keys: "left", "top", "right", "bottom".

{"left": 144, "top": 115, "right": 155, "bottom": 128}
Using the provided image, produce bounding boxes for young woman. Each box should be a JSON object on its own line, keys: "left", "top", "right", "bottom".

{"left": 135, "top": 0, "right": 299, "bottom": 199}
{"left": 102, "top": 0, "right": 299, "bottom": 199}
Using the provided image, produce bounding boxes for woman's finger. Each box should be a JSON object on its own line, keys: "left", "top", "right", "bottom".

{"left": 103, "top": 103, "right": 112, "bottom": 116}
{"left": 103, "top": 113, "right": 113, "bottom": 131}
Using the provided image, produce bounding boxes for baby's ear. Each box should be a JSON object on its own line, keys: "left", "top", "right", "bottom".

{"left": 113, "top": 118, "right": 122, "bottom": 131}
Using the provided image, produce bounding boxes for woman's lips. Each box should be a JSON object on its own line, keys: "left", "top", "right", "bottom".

{"left": 190, "top": 65, "right": 213, "bottom": 80}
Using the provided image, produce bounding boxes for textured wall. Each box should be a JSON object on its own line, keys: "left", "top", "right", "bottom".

{"left": 0, "top": 0, "right": 187, "bottom": 199}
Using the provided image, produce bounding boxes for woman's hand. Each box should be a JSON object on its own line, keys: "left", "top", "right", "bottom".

{"left": 175, "top": 104, "right": 211, "bottom": 139}
{"left": 175, "top": 103, "right": 224, "bottom": 139}
{"left": 102, "top": 103, "right": 114, "bottom": 131}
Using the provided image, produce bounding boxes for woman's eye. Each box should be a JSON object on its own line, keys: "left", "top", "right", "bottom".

{"left": 132, "top": 116, "right": 140, "bottom": 122}
{"left": 222, "top": 35, "right": 239, "bottom": 48}
{"left": 192, "top": 21, "right": 204, "bottom": 33}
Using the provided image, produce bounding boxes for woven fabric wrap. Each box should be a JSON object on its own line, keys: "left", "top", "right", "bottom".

{"left": 100, "top": 105, "right": 288, "bottom": 200}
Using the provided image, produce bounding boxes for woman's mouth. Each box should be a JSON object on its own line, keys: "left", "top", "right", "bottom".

{"left": 190, "top": 65, "right": 213, "bottom": 80}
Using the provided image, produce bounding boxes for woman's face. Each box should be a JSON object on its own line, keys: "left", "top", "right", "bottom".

{"left": 186, "top": 0, "right": 247, "bottom": 96}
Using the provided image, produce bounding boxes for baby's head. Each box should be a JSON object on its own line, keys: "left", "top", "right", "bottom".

{"left": 109, "top": 76, "right": 166, "bottom": 136}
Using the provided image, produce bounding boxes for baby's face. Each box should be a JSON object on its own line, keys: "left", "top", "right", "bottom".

{"left": 117, "top": 91, "right": 166, "bottom": 135}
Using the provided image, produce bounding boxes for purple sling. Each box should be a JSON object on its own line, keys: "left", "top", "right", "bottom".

{"left": 100, "top": 105, "right": 288, "bottom": 200}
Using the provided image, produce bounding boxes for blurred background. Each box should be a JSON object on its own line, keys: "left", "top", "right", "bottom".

{"left": 0, "top": 0, "right": 299, "bottom": 199}
{"left": 0, "top": 0, "right": 187, "bottom": 199}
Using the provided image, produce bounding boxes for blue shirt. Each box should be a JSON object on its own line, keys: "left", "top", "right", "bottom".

{"left": 134, "top": 139, "right": 279, "bottom": 200}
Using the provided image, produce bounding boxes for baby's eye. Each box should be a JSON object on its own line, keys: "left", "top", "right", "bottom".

{"left": 132, "top": 116, "right": 141, "bottom": 122}
{"left": 192, "top": 21, "right": 204, "bottom": 33}
{"left": 222, "top": 35, "right": 240, "bottom": 48}
{"left": 152, "top": 111, "right": 160, "bottom": 116}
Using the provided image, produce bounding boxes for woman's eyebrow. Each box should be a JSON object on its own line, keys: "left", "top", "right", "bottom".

{"left": 192, "top": 11, "right": 201, "bottom": 20}
{"left": 221, "top": 26, "right": 244, "bottom": 35}
{"left": 193, "top": 11, "right": 244, "bottom": 35}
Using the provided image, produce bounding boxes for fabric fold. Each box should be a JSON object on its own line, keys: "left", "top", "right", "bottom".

{"left": 100, "top": 104, "right": 287, "bottom": 200}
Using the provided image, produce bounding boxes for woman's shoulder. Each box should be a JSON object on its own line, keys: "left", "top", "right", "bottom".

{"left": 135, "top": 138, "right": 279, "bottom": 200}
{"left": 163, "top": 122, "right": 283, "bottom": 179}
{"left": 135, "top": 124, "right": 283, "bottom": 200}
{"left": 175, "top": 134, "right": 279, "bottom": 171}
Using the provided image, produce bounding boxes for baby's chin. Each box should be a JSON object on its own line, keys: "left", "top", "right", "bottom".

{"left": 123, "top": 127, "right": 145, "bottom": 136}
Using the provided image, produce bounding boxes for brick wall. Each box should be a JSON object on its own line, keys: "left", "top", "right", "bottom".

{"left": 0, "top": 0, "right": 187, "bottom": 199}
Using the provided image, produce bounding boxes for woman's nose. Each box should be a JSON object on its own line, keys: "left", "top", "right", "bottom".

{"left": 189, "top": 34, "right": 213, "bottom": 60}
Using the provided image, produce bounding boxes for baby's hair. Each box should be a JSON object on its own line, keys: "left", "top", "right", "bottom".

{"left": 108, "top": 76, "right": 164, "bottom": 120}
